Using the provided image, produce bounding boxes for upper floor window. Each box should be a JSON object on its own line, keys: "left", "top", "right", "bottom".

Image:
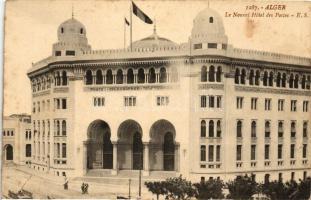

{"left": 216, "top": 67, "right": 222, "bottom": 82}
{"left": 209, "top": 96, "right": 215, "bottom": 108}
{"left": 66, "top": 50, "right": 75, "bottom": 56}
{"left": 201, "top": 96, "right": 207, "bottom": 108}
{"left": 265, "top": 121, "right": 271, "bottom": 138}
{"left": 251, "top": 98, "right": 257, "bottom": 110}
{"left": 236, "top": 145, "right": 242, "bottom": 161}
{"left": 303, "top": 101, "right": 309, "bottom": 112}
{"left": 276, "top": 72, "right": 281, "bottom": 87}
{"left": 249, "top": 70, "right": 254, "bottom": 85}
{"left": 62, "top": 120, "right": 66, "bottom": 136}
{"left": 124, "top": 96, "right": 136, "bottom": 107}
{"left": 302, "top": 75, "right": 306, "bottom": 89}
{"left": 263, "top": 71, "right": 268, "bottom": 86}
{"left": 157, "top": 96, "right": 169, "bottom": 106}
{"left": 207, "top": 43, "right": 217, "bottom": 49}
{"left": 251, "top": 121, "right": 256, "bottom": 138}
{"left": 281, "top": 73, "right": 286, "bottom": 88}
{"left": 291, "top": 121, "right": 296, "bottom": 138}
{"left": 236, "top": 97, "right": 243, "bottom": 109}
{"left": 194, "top": 43, "right": 202, "bottom": 50}
{"left": 208, "top": 66, "right": 215, "bottom": 82}
{"left": 55, "top": 51, "right": 61, "bottom": 56}
{"left": 303, "top": 122, "right": 308, "bottom": 138}
{"left": 201, "top": 66, "right": 207, "bottom": 82}
{"left": 278, "top": 121, "right": 284, "bottom": 138}
{"left": 208, "top": 120, "right": 214, "bottom": 137}
{"left": 116, "top": 69, "right": 124, "bottom": 84}
{"left": 216, "top": 120, "right": 221, "bottom": 137}
{"left": 237, "top": 120, "right": 242, "bottom": 138}
{"left": 93, "top": 97, "right": 105, "bottom": 107}
{"left": 201, "top": 120, "right": 206, "bottom": 137}
{"left": 265, "top": 98, "right": 271, "bottom": 111}
{"left": 85, "top": 70, "right": 93, "bottom": 85}
{"left": 54, "top": 98, "right": 67, "bottom": 110}
{"left": 255, "top": 70, "right": 260, "bottom": 86}
{"left": 240, "top": 69, "right": 246, "bottom": 84}
{"left": 200, "top": 145, "right": 206, "bottom": 161}
{"left": 278, "top": 99, "right": 284, "bottom": 111}
{"left": 290, "top": 100, "right": 297, "bottom": 112}
{"left": 251, "top": 145, "right": 256, "bottom": 160}
{"left": 209, "top": 17, "right": 213, "bottom": 23}
{"left": 80, "top": 28, "right": 84, "bottom": 34}
{"left": 290, "top": 144, "right": 295, "bottom": 159}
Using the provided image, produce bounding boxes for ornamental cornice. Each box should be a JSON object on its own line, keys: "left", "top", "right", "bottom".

{"left": 84, "top": 83, "right": 180, "bottom": 92}
{"left": 32, "top": 90, "right": 50, "bottom": 97}
{"left": 235, "top": 85, "right": 311, "bottom": 96}
{"left": 198, "top": 83, "right": 224, "bottom": 90}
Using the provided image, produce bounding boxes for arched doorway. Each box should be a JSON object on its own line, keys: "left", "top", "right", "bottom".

{"left": 87, "top": 120, "right": 113, "bottom": 169}
{"left": 150, "top": 120, "right": 176, "bottom": 171}
{"left": 117, "top": 120, "right": 143, "bottom": 170}
{"left": 5, "top": 145, "right": 13, "bottom": 160}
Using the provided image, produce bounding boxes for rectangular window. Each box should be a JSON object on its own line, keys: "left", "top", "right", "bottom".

{"left": 93, "top": 97, "right": 105, "bottom": 107}
{"left": 278, "top": 99, "right": 284, "bottom": 111}
{"left": 303, "top": 144, "right": 307, "bottom": 158}
{"left": 290, "top": 144, "right": 295, "bottom": 159}
{"left": 201, "top": 96, "right": 207, "bottom": 108}
{"left": 124, "top": 96, "right": 136, "bottom": 107}
{"left": 65, "top": 50, "right": 75, "bottom": 56}
{"left": 216, "top": 96, "right": 222, "bottom": 108}
{"left": 303, "top": 101, "right": 309, "bottom": 112}
{"left": 251, "top": 145, "right": 256, "bottom": 160}
{"left": 55, "top": 51, "right": 61, "bottom": 56}
{"left": 251, "top": 98, "right": 257, "bottom": 110}
{"left": 62, "top": 99, "right": 67, "bottom": 109}
{"left": 156, "top": 96, "right": 169, "bottom": 106}
{"left": 209, "top": 96, "right": 214, "bottom": 108}
{"left": 62, "top": 143, "right": 67, "bottom": 158}
{"left": 236, "top": 97, "right": 243, "bottom": 109}
{"left": 194, "top": 43, "right": 202, "bottom": 49}
{"left": 208, "top": 43, "right": 217, "bottom": 49}
{"left": 208, "top": 145, "right": 214, "bottom": 162}
{"left": 265, "top": 98, "right": 271, "bottom": 111}
{"left": 47, "top": 100, "right": 50, "bottom": 111}
{"left": 265, "top": 145, "right": 270, "bottom": 160}
{"left": 200, "top": 145, "right": 206, "bottom": 161}
{"left": 278, "top": 145, "right": 283, "bottom": 159}
{"left": 216, "top": 145, "right": 221, "bottom": 162}
{"left": 291, "top": 100, "right": 297, "bottom": 112}
{"left": 236, "top": 145, "right": 242, "bottom": 161}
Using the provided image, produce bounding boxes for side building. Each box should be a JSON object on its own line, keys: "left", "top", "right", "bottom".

{"left": 27, "top": 8, "right": 311, "bottom": 182}
{"left": 2, "top": 114, "right": 32, "bottom": 165}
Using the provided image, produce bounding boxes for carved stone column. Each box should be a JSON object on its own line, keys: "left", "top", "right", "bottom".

{"left": 143, "top": 142, "right": 149, "bottom": 176}
{"left": 111, "top": 141, "right": 118, "bottom": 175}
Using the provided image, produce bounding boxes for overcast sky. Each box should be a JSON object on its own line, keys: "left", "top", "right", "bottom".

{"left": 3, "top": 0, "right": 311, "bottom": 116}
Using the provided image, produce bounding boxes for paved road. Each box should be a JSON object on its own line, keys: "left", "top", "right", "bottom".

{"left": 2, "top": 165, "right": 155, "bottom": 199}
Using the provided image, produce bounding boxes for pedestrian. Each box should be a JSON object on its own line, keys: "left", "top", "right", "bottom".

{"left": 63, "top": 175, "right": 68, "bottom": 190}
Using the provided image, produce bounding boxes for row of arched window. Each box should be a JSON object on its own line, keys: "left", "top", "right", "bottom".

{"left": 32, "top": 71, "right": 68, "bottom": 93}
{"left": 54, "top": 120, "right": 67, "bottom": 136}
{"left": 200, "top": 66, "right": 222, "bottom": 82}
{"left": 236, "top": 120, "right": 308, "bottom": 138}
{"left": 85, "top": 67, "right": 178, "bottom": 85}
{"left": 200, "top": 120, "right": 222, "bottom": 137}
{"left": 235, "top": 68, "right": 311, "bottom": 89}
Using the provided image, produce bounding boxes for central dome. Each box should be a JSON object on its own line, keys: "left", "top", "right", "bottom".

{"left": 57, "top": 18, "right": 87, "bottom": 42}
{"left": 131, "top": 27, "right": 177, "bottom": 49}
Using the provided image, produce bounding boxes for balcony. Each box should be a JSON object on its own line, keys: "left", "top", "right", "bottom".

{"left": 302, "top": 160, "right": 308, "bottom": 165}
{"left": 251, "top": 161, "right": 257, "bottom": 167}
{"left": 278, "top": 160, "right": 283, "bottom": 166}
{"left": 264, "top": 161, "right": 271, "bottom": 167}
{"left": 290, "top": 160, "right": 296, "bottom": 165}
{"left": 236, "top": 162, "right": 243, "bottom": 168}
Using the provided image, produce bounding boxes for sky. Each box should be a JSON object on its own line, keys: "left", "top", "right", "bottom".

{"left": 3, "top": 0, "right": 311, "bottom": 116}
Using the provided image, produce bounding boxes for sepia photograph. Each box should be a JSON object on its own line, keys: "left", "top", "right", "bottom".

{"left": 1, "top": 0, "right": 311, "bottom": 199}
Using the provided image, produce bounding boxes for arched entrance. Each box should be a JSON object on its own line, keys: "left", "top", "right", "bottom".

{"left": 5, "top": 144, "right": 13, "bottom": 160}
{"left": 117, "top": 120, "right": 143, "bottom": 170}
{"left": 87, "top": 120, "right": 113, "bottom": 169}
{"left": 150, "top": 120, "right": 177, "bottom": 171}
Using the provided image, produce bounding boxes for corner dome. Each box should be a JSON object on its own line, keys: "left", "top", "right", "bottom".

{"left": 131, "top": 28, "right": 177, "bottom": 49}
{"left": 57, "top": 18, "right": 87, "bottom": 41}
{"left": 191, "top": 8, "right": 228, "bottom": 46}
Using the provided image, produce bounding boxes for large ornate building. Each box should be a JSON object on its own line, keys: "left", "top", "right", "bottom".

{"left": 27, "top": 7, "right": 311, "bottom": 182}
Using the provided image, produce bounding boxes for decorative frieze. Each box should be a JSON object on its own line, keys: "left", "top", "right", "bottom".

{"left": 53, "top": 87, "right": 69, "bottom": 93}
{"left": 32, "top": 90, "right": 50, "bottom": 97}
{"left": 84, "top": 84, "right": 180, "bottom": 92}
{"left": 235, "top": 85, "right": 311, "bottom": 96}
{"left": 198, "top": 83, "right": 224, "bottom": 90}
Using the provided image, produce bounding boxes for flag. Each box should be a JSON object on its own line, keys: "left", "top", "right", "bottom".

{"left": 125, "top": 17, "right": 130, "bottom": 26}
{"left": 132, "top": 1, "right": 153, "bottom": 24}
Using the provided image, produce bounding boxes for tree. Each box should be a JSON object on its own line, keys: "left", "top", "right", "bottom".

{"left": 145, "top": 181, "right": 166, "bottom": 200}
{"left": 261, "top": 180, "right": 288, "bottom": 200}
{"left": 226, "top": 175, "right": 258, "bottom": 199}
{"left": 164, "top": 175, "right": 197, "bottom": 200}
{"left": 193, "top": 178, "right": 224, "bottom": 199}
{"left": 290, "top": 177, "right": 311, "bottom": 200}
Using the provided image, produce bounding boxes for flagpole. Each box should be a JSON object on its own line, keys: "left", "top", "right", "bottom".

{"left": 130, "top": 1, "right": 133, "bottom": 51}
{"left": 124, "top": 17, "right": 126, "bottom": 49}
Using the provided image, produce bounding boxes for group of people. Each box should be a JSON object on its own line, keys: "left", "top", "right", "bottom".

{"left": 63, "top": 176, "right": 89, "bottom": 194}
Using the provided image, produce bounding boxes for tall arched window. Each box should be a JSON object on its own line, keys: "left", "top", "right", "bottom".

{"left": 307, "top": 76, "right": 311, "bottom": 90}
{"left": 282, "top": 73, "right": 286, "bottom": 88}
{"left": 255, "top": 70, "right": 260, "bottom": 86}
{"left": 249, "top": 70, "right": 254, "bottom": 85}
{"left": 216, "top": 120, "right": 221, "bottom": 137}
{"left": 278, "top": 121, "right": 283, "bottom": 138}
{"left": 137, "top": 68, "right": 145, "bottom": 83}
{"left": 209, "top": 66, "right": 215, "bottom": 82}
{"left": 201, "top": 120, "right": 206, "bottom": 137}
{"left": 276, "top": 72, "right": 281, "bottom": 87}
{"left": 302, "top": 75, "right": 306, "bottom": 89}
{"left": 289, "top": 74, "right": 294, "bottom": 88}
{"left": 216, "top": 66, "right": 222, "bottom": 82}
{"left": 208, "top": 120, "right": 214, "bottom": 137}
{"left": 62, "top": 120, "right": 66, "bottom": 136}
{"left": 294, "top": 74, "right": 299, "bottom": 89}
{"left": 209, "top": 17, "right": 213, "bottom": 23}
{"left": 56, "top": 120, "right": 60, "bottom": 136}
{"left": 265, "top": 121, "right": 270, "bottom": 138}
{"left": 159, "top": 67, "right": 167, "bottom": 83}
{"left": 62, "top": 71, "right": 67, "bottom": 86}
{"left": 96, "top": 70, "right": 103, "bottom": 84}
{"left": 235, "top": 68, "right": 240, "bottom": 84}
{"left": 269, "top": 71, "right": 273, "bottom": 86}
{"left": 263, "top": 71, "right": 268, "bottom": 86}
{"left": 85, "top": 70, "right": 93, "bottom": 85}
{"left": 56, "top": 72, "right": 61, "bottom": 86}
{"left": 201, "top": 66, "right": 207, "bottom": 82}
{"left": 251, "top": 121, "right": 256, "bottom": 138}
{"left": 237, "top": 121, "right": 242, "bottom": 138}
{"left": 303, "top": 122, "right": 308, "bottom": 138}
{"left": 149, "top": 68, "right": 156, "bottom": 83}
{"left": 127, "top": 68, "right": 134, "bottom": 84}
{"left": 291, "top": 122, "right": 296, "bottom": 138}
{"left": 240, "top": 69, "right": 246, "bottom": 84}
{"left": 106, "top": 69, "right": 113, "bottom": 84}
{"left": 116, "top": 69, "right": 123, "bottom": 84}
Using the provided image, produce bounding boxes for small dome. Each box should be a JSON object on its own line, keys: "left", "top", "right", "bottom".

{"left": 131, "top": 27, "right": 177, "bottom": 49}
{"left": 57, "top": 18, "right": 87, "bottom": 41}
{"left": 192, "top": 8, "right": 225, "bottom": 37}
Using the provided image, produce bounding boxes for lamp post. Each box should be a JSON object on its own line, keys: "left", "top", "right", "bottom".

{"left": 128, "top": 178, "right": 131, "bottom": 199}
